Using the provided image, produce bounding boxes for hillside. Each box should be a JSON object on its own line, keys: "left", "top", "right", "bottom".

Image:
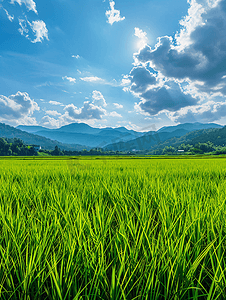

{"left": 17, "top": 123, "right": 144, "bottom": 147}
{"left": 0, "top": 123, "right": 88, "bottom": 150}
{"left": 190, "top": 127, "right": 226, "bottom": 146}
{"left": 104, "top": 128, "right": 206, "bottom": 151}
{"left": 157, "top": 122, "right": 222, "bottom": 133}
{"left": 104, "top": 123, "right": 224, "bottom": 151}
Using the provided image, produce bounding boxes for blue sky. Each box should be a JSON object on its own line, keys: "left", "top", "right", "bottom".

{"left": 0, "top": 0, "right": 226, "bottom": 131}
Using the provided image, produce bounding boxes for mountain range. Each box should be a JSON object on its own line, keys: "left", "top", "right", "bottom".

{"left": 17, "top": 122, "right": 222, "bottom": 150}
{"left": 17, "top": 123, "right": 144, "bottom": 148}
{"left": 0, "top": 122, "right": 223, "bottom": 152}
{"left": 0, "top": 123, "right": 88, "bottom": 151}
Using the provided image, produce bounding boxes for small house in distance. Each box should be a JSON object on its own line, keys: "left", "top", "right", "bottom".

{"left": 178, "top": 149, "right": 184, "bottom": 153}
{"left": 30, "top": 145, "right": 41, "bottom": 152}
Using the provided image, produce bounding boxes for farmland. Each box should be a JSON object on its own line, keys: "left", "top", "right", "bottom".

{"left": 0, "top": 157, "right": 226, "bottom": 299}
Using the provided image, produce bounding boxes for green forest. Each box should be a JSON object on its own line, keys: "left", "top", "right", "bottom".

{"left": 2, "top": 136, "right": 226, "bottom": 156}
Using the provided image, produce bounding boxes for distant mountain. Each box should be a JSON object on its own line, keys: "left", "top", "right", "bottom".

{"left": 104, "top": 124, "right": 223, "bottom": 151}
{"left": 17, "top": 123, "right": 144, "bottom": 147}
{"left": 146, "top": 129, "right": 216, "bottom": 151}
{"left": 104, "top": 129, "right": 189, "bottom": 151}
{"left": 190, "top": 127, "right": 226, "bottom": 146}
{"left": 157, "top": 122, "right": 222, "bottom": 133}
{"left": 0, "top": 123, "right": 89, "bottom": 150}
{"left": 54, "top": 123, "right": 101, "bottom": 134}
{"left": 17, "top": 125, "right": 52, "bottom": 133}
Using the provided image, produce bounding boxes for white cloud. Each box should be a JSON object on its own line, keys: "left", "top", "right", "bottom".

{"left": 106, "top": 0, "right": 125, "bottom": 25}
{"left": 49, "top": 100, "right": 64, "bottom": 106}
{"left": 2, "top": 0, "right": 49, "bottom": 43}
{"left": 134, "top": 27, "right": 148, "bottom": 49}
{"left": 41, "top": 115, "right": 62, "bottom": 128}
{"left": 124, "top": 0, "right": 226, "bottom": 123}
{"left": 62, "top": 76, "right": 76, "bottom": 83}
{"left": 0, "top": 91, "right": 39, "bottom": 125}
{"left": 108, "top": 111, "right": 122, "bottom": 117}
{"left": 18, "top": 18, "right": 49, "bottom": 43}
{"left": 10, "top": 0, "right": 38, "bottom": 14}
{"left": 64, "top": 102, "right": 106, "bottom": 120}
{"left": 80, "top": 76, "right": 105, "bottom": 83}
{"left": 72, "top": 55, "right": 80, "bottom": 59}
{"left": 169, "top": 100, "right": 226, "bottom": 123}
{"left": 92, "top": 90, "right": 107, "bottom": 107}
{"left": 45, "top": 110, "right": 62, "bottom": 116}
{"left": 0, "top": 6, "right": 14, "bottom": 21}
{"left": 113, "top": 103, "right": 123, "bottom": 109}
{"left": 28, "top": 20, "right": 49, "bottom": 43}
{"left": 136, "top": 0, "right": 226, "bottom": 94}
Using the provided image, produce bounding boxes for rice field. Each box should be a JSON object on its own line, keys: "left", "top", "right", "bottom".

{"left": 0, "top": 156, "right": 226, "bottom": 299}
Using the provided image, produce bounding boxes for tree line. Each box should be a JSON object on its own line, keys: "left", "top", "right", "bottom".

{"left": 1, "top": 137, "right": 226, "bottom": 156}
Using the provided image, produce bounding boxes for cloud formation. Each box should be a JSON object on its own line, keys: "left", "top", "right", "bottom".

{"left": 125, "top": 0, "right": 226, "bottom": 123}
{"left": 29, "top": 20, "right": 49, "bottom": 43}
{"left": 92, "top": 90, "right": 107, "bottom": 107}
{"left": 49, "top": 101, "right": 64, "bottom": 106}
{"left": 2, "top": 0, "right": 48, "bottom": 43}
{"left": 10, "top": 0, "right": 38, "bottom": 14}
{"left": 108, "top": 111, "right": 122, "bottom": 118}
{"left": 64, "top": 102, "right": 106, "bottom": 120}
{"left": 129, "top": 66, "right": 157, "bottom": 94}
{"left": 0, "top": 6, "right": 14, "bottom": 21}
{"left": 0, "top": 91, "right": 39, "bottom": 124}
{"left": 106, "top": 1, "right": 125, "bottom": 25}
{"left": 45, "top": 110, "right": 62, "bottom": 116}
{"left": 62, "top": 76, "right": 76, "bottom": 83}
{"left": 136, "top": 0, "right": 226, "bottom": 94}
{"left": 18, "top": 18, "right": 49, "bottom": 43}
{"left": 113, "top": 103, "right": 123, "bottom": 109}
{"left": 80, "top": 76, "right": 105, "bottom": 83}
{"left": 137, "top": 81, "right": 198, "bottom": 115}
{"left": 134, "top": 27, "right": 148, "bottom": 49}
{"left": 170, "top": 100, "right": 226, "bottom": 123}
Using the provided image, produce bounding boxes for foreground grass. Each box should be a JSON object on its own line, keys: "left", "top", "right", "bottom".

{"left": 0, "top": 157, "right": 226, "bottom": 299}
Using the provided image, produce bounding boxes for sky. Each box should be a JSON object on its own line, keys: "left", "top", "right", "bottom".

{"left": 0, "top": 0, "right": 226, "bottom": 131}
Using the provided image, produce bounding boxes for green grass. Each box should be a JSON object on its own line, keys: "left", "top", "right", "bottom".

{"left": 0, "top": 157, "right": 226, "bottom": 299}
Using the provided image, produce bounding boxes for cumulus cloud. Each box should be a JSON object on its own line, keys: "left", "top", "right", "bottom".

{"left": 45, "top": 110, "right": 62, "bottom": 116}
{"left": 129, "top": 66, "right": 157, "bottom": 94}
{"left": 0, "top": 91, "right": 39, "bottom": 124}
{"left": 18, "top": 18, "right": 49, "bottom": 43}
{"left": 57, "top": 91, "right": 108, "bottom": 121}
{"left": 106, "top": 0, "right": 125, "bottom": 25}
{"left": 169, "top": 100, "right": 226, "bottom": 123}
{"left": 92, "top": 90, "right": 107, "bottom": 107}
{"left": 2, "top": 0, "right": 49, "bottom": 43}
{"left": 29, "top": 20, "right": 49, "bottom": 43}
{"left": 62, "top": 76, "right": 76, "bottom": 83}
{"left": 108, "top": 111, "right": 122, "bottom": 117}
{"left": 49, "top": 100, "right": 64, "bottom": 106}
{"left": 10, "top": 0, "right": 38, "bottom": 14}
{"left": 134, "top": 27, "right": 148, "bottom": 49}
{"left": 80, "top": 76, "right": 105, "bottom": 83}
{"left": 136, "top": 0, "right": 226, "bottom": 94}
{"left": 113, "top": 103, "right": 123, "bottom": 109}
{"left": 136, "top": 81, "right": 198, "bottom": 115}
{"left": 41, "top": 115, "right": 62, "bottom": 128}
{"left": 124, "top": 0, "right": 226, "bottom": 123}
{"left": 72, "top": 55, "right": 80, "bottom": 59}
{"left": 64, "top": 102, "right": 106, "bottom": 120}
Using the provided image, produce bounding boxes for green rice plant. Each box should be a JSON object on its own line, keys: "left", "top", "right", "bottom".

{"left": 0, "top": 157, "right": 225, "bottom": 299}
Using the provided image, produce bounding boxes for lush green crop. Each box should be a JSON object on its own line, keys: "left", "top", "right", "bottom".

{"left": 0, "top": 157, "right": 226, "bottom": 299}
